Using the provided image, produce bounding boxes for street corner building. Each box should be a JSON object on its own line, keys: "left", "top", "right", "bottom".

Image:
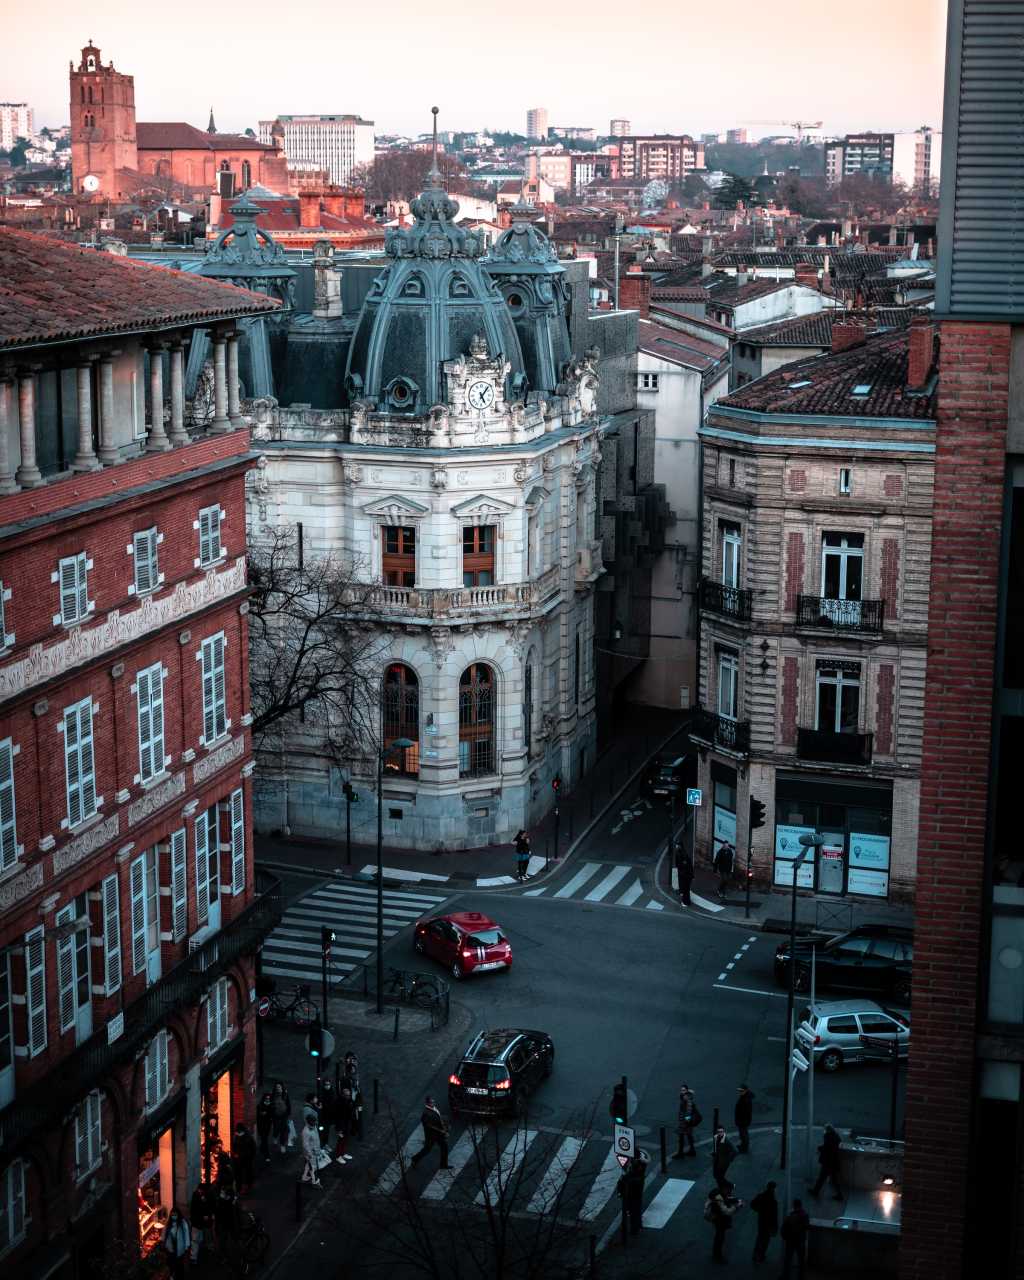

{"left": 249, "top": 169, "right": 658, "bottom": 851}
{"left": 689, "top": 319, "right": 937, "bottom": 903}
{"left": 0, "top": 229, "right": 283, "bottom": 1274}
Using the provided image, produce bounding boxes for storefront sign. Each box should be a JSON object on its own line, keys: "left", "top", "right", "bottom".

{"left": 849, "top": 832, "right": 891, "bottom": 870}
{"left": 774, "top": 824, "right": 816, "bottom": 888}
{"left": 847, "top": 867, "right": 889, "bottom": 897}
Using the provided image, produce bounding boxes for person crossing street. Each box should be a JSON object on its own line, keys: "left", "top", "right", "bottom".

{"left": 513, "top": 830, "right": 531, "bottom": 881}
{"left": 409, "top": 1096, "right": 450, "bottom": 1170}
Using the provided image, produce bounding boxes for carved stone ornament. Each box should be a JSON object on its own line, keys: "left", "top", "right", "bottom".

{"left": 128, "top": 771, "right": 185, "bottom": 829}
{"left": 513, "top": 462, "right": 531, "bottom": 486}
{"left": 193, "top": 734, "right": 246, "bottom": 785}
{"left": 53, "top": 813, "right": 120, "bottom": 876}
{"left": 542, "top": 453, "right": 556, "bottom": 473}
{"left": 430, "top": 627, "right": 455, "bottom": 670}
{"left": 505, "top": 621, "right": 528, "bottom": 659}
{"left": 431, "top": 465, "right": 449, "bottom": 490}
{"left": 0, "top": 862, "right": 43, "bottom": 912}
{"left": 342, "top": 462, "right": 364, "bottom": 487}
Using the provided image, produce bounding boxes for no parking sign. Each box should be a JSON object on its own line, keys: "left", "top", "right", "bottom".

{"left": 614, "top": 1122, "right": 635, "bottom": 1168}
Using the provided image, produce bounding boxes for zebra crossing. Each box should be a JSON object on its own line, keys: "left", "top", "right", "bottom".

{"left": 261, "top": 881, "right": 448, "bottom": 985}
{"left": 371, "top": 1120, "right": 695, "bottom": 1232}
{"left": 523, "top": 862, "right": 665, "bottom": 911}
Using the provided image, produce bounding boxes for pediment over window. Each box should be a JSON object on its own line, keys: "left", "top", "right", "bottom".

{"left": 524, "top": 486, "right": 550, "bottom": 512}
{"left": 361, "top": 494, "right": 430, "bottom": 524}
{"left": 450, "top": 493, "right": 517, "bottom": 524}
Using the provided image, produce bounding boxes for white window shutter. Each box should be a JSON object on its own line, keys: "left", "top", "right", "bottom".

{"left": 88, "top": 1092, "right": 101, "bottom": 1167}
{"left": 201, "top": 639, "right": 215, "bottom": 742}
{"left": 130, "top": 854, "right": 147, "bottom": 975}
{"left": 158, "top": 1029, "right": 169, "bottom": 1099}
{"left": 56, "top": 906, "right": 76, "bottom": 1035}
{"left": 79, "top": 702, "right": 96, "bottom": 817}
{"left": 76, "top": 552, "right": 88, "bottom": 619}
{"left": 59, "top": 556, "right": 79, "bottom": 623}
{"left": 136, "top": 666, "right": 153, "bottom": 780}
{"left": 25, "top": 925, "right": 46, "bottom": 1057}
{"left": 170, "top": 828, "right": 187, "bottom": 941}
{"left": 199, "top": 508, "right": 212, "bottom": 564}
{"left": 64, "top": 705, "right": 81, "bottom": 827}
{"left": 102, "top": 873, "right": 122, "bottom": 994}
{"left": 195, "top": 814, "right": 209, "bottom": 927}
{"left": 206, "top": 986, "right": 215, "bottom": 1047}
{"left": 0, "top": 737, "right": 17, "bottom": 871}
{"left": 74, "top": 1109, "right": 88, "bottom": 1175}
{"left": 213, "top": 635, "right": 226, "bottom": 737}
{"left": 230, "top": 788, "right": 245, "bottom": 895}
{"left": 144, "top": 1036, "right": 157, "bottom": 1108}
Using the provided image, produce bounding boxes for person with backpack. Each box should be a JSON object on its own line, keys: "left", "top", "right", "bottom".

{"left": 162, "top": 1206, "right": 191, "bottom": 1280}
{"left": 750, "top": 1180, "right": 779, "bottom": 1263}
{"left": 513, "top": 830, "right": 531, "bottom": 881}
{"left": 705, "top": 1185, "right": 742, "bottom": 1263}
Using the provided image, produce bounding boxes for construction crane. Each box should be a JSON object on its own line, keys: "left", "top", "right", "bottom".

{"left": 743, "top": 120, "right": 824, "bottom": 143}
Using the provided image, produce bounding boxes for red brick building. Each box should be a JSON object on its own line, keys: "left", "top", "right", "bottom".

{"left": 0, "top": 230, "right": 281, "bottom": 1274}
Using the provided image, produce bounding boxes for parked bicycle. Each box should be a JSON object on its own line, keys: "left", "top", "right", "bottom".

{"left": 256, "top": 982, "right": 316, "bottom": 1027}
{"left": 383, "top": 968, "right": 442, "bottom": 1008}
{"left": 209, "top": 1210, "right": 270, "bottom": 1278}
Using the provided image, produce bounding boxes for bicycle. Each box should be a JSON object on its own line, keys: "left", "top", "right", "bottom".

{"left": 383, "top": 968, "right": 441, "bottom": 1008}
{"left": 256, "top": 983, "right": 316, "bottom": 1027}
{"left": 207, "top": 1212, "right": 269, "bottom": 1279}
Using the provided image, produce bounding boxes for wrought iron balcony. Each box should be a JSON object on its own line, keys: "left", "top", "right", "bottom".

{"left": 699, "top": 579, "right": 753, "bottom": 622}
{"left": 796, "top": 595, "right": 884, "bottom": 632}
{"left": 0, "top": 871, "right": 282, "bottom": 1160}
{"left": 796, "top": 727, "right": 873, "bottom": 766}
{"left": 689, "top": 707, "right": 751, "bottom": 754}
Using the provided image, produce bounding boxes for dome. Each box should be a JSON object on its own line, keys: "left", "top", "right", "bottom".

{"left": 345, "top": 112, "right": 525, "bottom": 413}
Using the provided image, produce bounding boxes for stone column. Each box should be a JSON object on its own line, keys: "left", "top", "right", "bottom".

{"left": 97, "top": 354, "right": 119, "bottom": 465}
{"left": 226, "top": 333, "right": 242, "bottom": 427}
{"left": 14, "top": 369, "right": 43, "bottom": 487}
{"left": 146, "top": 343, "right": 171, "bottom": 452}
{"left": 168, "top": 343, "right": 188, "bottom": 445}
{"left": 210, "top": 333, "right": 230, "bottom": 432}
{"left": 0, "top": 376, "right": 19, "bottom": 493}
{"left": 72, "top": 360, "right": 101, "bottom": 471}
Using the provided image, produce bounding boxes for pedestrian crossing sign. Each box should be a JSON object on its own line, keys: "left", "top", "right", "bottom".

{"left": 686, "top": 788, "right": 702, "bottom": 807}
{"left": 614, "top": 1123, "right": 635, "bottom": 1168}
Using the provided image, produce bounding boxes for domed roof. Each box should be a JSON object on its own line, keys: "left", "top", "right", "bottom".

{"left": 486, "top": 197, "right": 560, "bottom": 269}
{"left": 345, "top": 110, "right": 525, "bottom": 413}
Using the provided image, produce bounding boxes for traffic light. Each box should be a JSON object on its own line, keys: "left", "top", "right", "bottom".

{"left": 552, "top": 774, "right": 562, "bottom": 794}
{"left": 343, "top": 782, "right": 359, "bottom": 803}
{"left": 610, "top": 1081, "right": 628, "bottom": 1125}
{"left": 321, "top": 927, "right": 335, "bottom": 957}
{"left": 749, "top": 796, "right": 766, "bottom": 830}
{"left": 308, "top": 1019, "right": 324, "bottom": 1058}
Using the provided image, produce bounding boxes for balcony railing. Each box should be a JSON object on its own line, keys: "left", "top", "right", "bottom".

{"left": 689, "top": 707, "right": 751, "bottom": 754}
{"left": 356, "top": 565, "right": 562, "bottom": 619}
{"left": 796, "top": 727, "right": 873, "bottom": 766}
{"left": 700, "top": 579, "right": 753, "bottom": 622}
{"left": 796, "top": 595, "right": 884, "bottom": 632}
{"left": 0, "top": 871, "right": 282, "bottom": 1160}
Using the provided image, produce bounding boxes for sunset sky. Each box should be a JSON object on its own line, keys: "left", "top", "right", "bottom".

{"left": 7, "top": 0, "right": 948, "bottom": 139}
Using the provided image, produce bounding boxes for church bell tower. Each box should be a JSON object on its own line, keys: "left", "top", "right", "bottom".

{"left": 70, "top": 41, "right": 137, "bottom": 199}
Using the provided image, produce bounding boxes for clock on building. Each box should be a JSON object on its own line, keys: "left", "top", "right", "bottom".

{"left": 467, "top": 380, "right": 495, "bottom": 411}
{"left": 82, "top": 174, "right": 100, "bottom": 193}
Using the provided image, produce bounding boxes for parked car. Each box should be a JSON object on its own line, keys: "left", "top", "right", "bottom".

{"left": 643, "top": 753, "right": 691, "bottom": 802}
{"left": 775, "top": 924, "right": 912, "bottom": 1001}
{"left": 414, "top": 911, "right": 512, "bottom": 979}
{"left": 448, "top": 1028, "right": 555, "bottom": 1116}
{"left": 799, "top": 999, "right": 909, "bottom": 1073}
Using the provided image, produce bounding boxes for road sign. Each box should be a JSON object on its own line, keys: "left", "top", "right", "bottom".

{"left": 256, "top": 996, "right": 272, "bottom": 1019}
{"left": 614, "top": 1123, "right": 635, "bottom": 1168}
{"left": 686, "top": 787, "right": 702, "bottom": 807}
{"left": 307, "top": 1027, "right": 336, "bottom": 1060}
{"left": 794, "top": 1025, "right": 816, "bottom": 1050}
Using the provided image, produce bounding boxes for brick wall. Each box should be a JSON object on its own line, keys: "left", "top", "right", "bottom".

{"left": 900, "top": 321, "right": 1011, "bottom": 1280}
{"left": 881, "top": 537, "right": 901, "bottom": 621}
{"left": 784, "top": 531, "right": 805, "bottom": 611}
{"left": 780, "top": 655, "right": 799, "bottom": 746}
{"left": 875, "top": 663, "right": 895, "bottom": 756}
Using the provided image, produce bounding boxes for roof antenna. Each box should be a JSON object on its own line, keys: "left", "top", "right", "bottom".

{"left": 429, "top": 106, "right": 440, "bottom": 186}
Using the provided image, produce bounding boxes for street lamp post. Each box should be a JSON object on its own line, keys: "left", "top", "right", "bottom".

{"left": 780, "top": 837, "right": 818, "bottom": 1179}
{"left": 376, "top": 737, "right": 414, "bottom": 1015}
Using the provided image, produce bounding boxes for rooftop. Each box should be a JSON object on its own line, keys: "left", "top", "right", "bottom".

{"left": 0, "top": 228, "right": 278, "bottom": 352}
{"left": 739, "top": 308, "right": 917, "bottom": 348}
{"left": 638, "top": 319, "right": 726, "bottom": 372}
{"left": 136, "top": 122, "right": 276, "bottom": 151}
{"left": 716, "top": 329, "right": 935, "bottom": 420}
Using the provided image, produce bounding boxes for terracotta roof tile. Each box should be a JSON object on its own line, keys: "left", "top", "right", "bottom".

{"left": 638, "top": 319, "right": 727, "bottom": 372}
{"left": 136, "top": 122, "right": 274, "bottom": 151}
{"left": 0, "top": 227, "right": 278, "bottom": 351}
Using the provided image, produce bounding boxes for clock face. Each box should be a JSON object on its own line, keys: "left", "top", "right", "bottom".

{"left": 467, "top": 380, "right": 495, "bottom": 411}
{"left": 83, "top": 174, "right": 100, "bottom": 192}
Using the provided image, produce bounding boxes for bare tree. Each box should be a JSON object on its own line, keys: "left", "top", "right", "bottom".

{"left": 351, "top": 151, "right": 471, "bottom": 204}
{"left": 247, "top": 527, "right": 389, "bottom": 767}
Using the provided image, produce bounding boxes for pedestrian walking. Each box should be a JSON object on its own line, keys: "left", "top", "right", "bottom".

{"left": 215, "top": 1147, "right": 235, "bottom": 1195}
{"left": 780, "top": 1198, "right": 810, "bottom": 1279}
{"left": 713, "top": 842, "right": 735, "bottom": 897}
{"left": 300, "top": 1114, "right": 323, "bottom": 1187}
{"left": 514, "top": 830, "right": 531, "bottom": 881}
{"left": 409, "top": 1095, "right": 450, "bottom": 1170}
{"left": 705, "top": 1185, "right": 742, "bottom": 1263}
{"left": 233, "top": 1123, "right": 257, "bottom": 1193}
{"left": 616, "top": 1152, "right": 648, "bottom": 1235}
{"left": 302, "top": 1092, "right": 319, "bottom": 1129}
{"left": 189, "top": 1182, "right": 214, "bottom": 1263}
{"left": 675, "top": 1084, "right": 702, "bottom": 1158}
{"left": 340, "top": 1050, "right": 359, "bottom": 1091}
{"left": 735, "top": 1084, "right": 755, "bottom": 1153}
{"left": 750, "top": 1179, "right": 779, "bottom": 1263}
{"left": 675, "top": 844, "right": 694, "bottom": 906}
{"left": 256, "top": 1092, "right": 274, "bottom": 1162}
{"left": 270, "top": 1081, "right": 292, "bottom": 1154}
{"left": 162, "top": 1206, "right": 191, "bottom": 1280}
{"left": 712, "top": 1124, "right": 737, "bottom": 1193}
{"left": 333, "top": 1086, "right": 356, "bottom": 1163}
{"left": 809, "top": 1123, "right": 843, "bottom": 1200}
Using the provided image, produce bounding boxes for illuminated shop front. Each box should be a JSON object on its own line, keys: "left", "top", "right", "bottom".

{"left": 773, "top": 775, "right": 893, "bottom": 898}
{"left": 138, "top": 1123, "right": 175, "bottom": 1255}
{"left": 200, "top": 1064, "right": 236, "bottom": 1184}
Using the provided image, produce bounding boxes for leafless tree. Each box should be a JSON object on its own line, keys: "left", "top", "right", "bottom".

{"left": 350, "top": 151, "right": 471, "bottom": 204}
{"left": 246, "top": 527, "right": 389, "bottom": 769}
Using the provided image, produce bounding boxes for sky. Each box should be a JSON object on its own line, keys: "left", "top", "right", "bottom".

{"left": 4, "top": 0, "right": 948, "bottom": 140}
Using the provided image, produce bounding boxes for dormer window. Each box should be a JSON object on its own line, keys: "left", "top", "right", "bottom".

{"left": 386, "top": 378, "right": 418, "bottom": 412}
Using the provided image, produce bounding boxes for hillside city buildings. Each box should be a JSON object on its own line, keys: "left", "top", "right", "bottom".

{"left": 0, "top": 104, "right": 33, "bottom": 151}
{"left": 526, "top": 107, "right": 548, "bottom": 140}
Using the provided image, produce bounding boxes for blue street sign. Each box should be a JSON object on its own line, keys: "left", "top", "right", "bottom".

{"left": 686, "top": 787, "right": 702, "bottom": 807}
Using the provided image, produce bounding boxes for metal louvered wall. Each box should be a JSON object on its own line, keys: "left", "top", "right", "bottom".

{"left": 936, "top": 0, "right": 1024, "bottom": 316}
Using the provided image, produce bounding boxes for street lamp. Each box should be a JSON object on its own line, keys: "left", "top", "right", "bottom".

{"left": 376, "top": 737, "right": 414, "bottom": 1015}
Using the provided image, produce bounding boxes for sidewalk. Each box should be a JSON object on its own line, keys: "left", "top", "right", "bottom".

{"left": 256, "top": 705, "right": 689, "bottom": 889}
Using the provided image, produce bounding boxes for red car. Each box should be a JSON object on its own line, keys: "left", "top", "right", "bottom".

{"left": 413, "top": 911, "right": 512, "bottom": 980}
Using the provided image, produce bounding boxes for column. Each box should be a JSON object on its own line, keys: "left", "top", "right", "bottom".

{"left": 210, "top": 333, "right": 230, "bottom": 432}
{"left": 146, "top": 343, "right": 171, "bottom": 452}
{"left": 72, "top": 361, "right": 101, "bottom": 471}
{"left": 14, "top": 369, "right": 43, "bottom": 487}
{"left": 168, "top": 343, "right": 188, "bottom": 445}
{"left": 226, "top": 333, "right": 242, "bottom": 427}
{"left": 0, "top": 376, "right": 19, "bottom": 493}
{"left": 97, "top": 354, "right": 119, "bottom": 465}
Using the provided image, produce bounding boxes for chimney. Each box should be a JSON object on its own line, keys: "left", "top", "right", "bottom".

{"left": 735, "top": 267, "right": 749, "bottom": 288}
{"left": 299, "top": 191, "right": 321, "bottom": 229}
{"left": 322, "top": 185, "right": 345, "bottom": 217}
{"left": 702, "top": 258, "right": 714, "bottom": 278}
{"left": 312, "top": 244, "right": 343, "bottom": 320}
{"left": 619, "top": 263, "right": 650, "bottom": 318}
{"left": 831, "top": 319, "right": 867, "bottom": 353}
{"left": 907, "top": 316, "right": 936, "bottom": 389}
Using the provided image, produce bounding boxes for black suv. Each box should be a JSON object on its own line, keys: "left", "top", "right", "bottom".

{"left": 643, "top": 753, "right": 691, "bottom": 802}
{"left": 774, "top": 924, "right": 913, "bottom": 1001}
{"left": 448, "top": 1028, "right": 554, "bottom": 1117}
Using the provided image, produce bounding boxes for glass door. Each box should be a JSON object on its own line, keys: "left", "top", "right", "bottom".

{"left": 0, "top": 951, "right": 13, "bottom": 1106}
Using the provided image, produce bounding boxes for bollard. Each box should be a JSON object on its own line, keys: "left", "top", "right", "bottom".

{"left": 660, "top": 1126, "right": 667, "bottom": 1175}
{"left": 295, "top": 1179, "right": 303, "bottom": 1223}
{"left": 621, "top": 1199, "right": 628, "bottom": 1247}
{"left": 393, "top": 1007, "right": 400, "bottom": 1041}
{"left": 713, "top": 1106, "right": 720, "bottom": 1133}
{"left": 373, "top": 1077, "right": 380, "bottom": 1115}
{"left": 589, "top": 1234, "right": 597, "bottom": 1276}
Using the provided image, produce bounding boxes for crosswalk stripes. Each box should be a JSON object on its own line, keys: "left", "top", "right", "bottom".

{"left": 523, "top": 862, "right": 665, "bottom": 911}
{"left": 554, "top": 863, "right": 602, "bottom": 899}
{"left": 643, "top": 1177, "right": 695, "bottom": 1227}
{"left": 584, "top": 865, "right": 630, "bottom": 902}
{"left": 526, "top": 1135, "right": 585, "bottom": 1214}
{"left": 421, "top": 1129, "right": 478, "bottom": 1201}
{"left": 475, "top": 1129, "right": 538, "bottom": 1205}
{"left": 579, "top": 1145, "right": 621, "bottom": 1221}
{"left": 261, "top": 881, "right": 448, "bottom": 985}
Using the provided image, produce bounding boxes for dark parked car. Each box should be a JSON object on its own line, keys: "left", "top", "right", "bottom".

{"left": 643, "top": 754, "right": 691, "bottom": 802}
{"left": 774, "top": 924, "right": 913, "bottom": 1001}
{"left": 448, "top": 1028, "right": 554, "bottom": 1117}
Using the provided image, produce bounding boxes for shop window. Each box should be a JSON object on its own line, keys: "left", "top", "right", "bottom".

{"left": 201, "top": 1070, "right": 234, "bottom": 1185}
{"left": 717, "top": 649, "right": 739, "bottom": 721}
{"left": 137, "top": 1126, "right": 174, "bottom": 1256}
{"left": 720, "top": 521, "right": 741, "bottom": 587}
{"left": 463, "top": 526, "right": 495, "bottom": 587}
{"left": 383, "top": 526, "right": 416, "bottom": 587}
{"left": 382, "top": 664, "right": 419, "bottom": 777}
{"left": 0, "top": 1160, "right": 25, "bottom": 1254}
{"left": 816, "top": 662, "right": 860, "bottom": 734}
{"left": 0, "top": 953, "right": 12, "bottom": 1111}
{"left": 459, "top": 664, "right": 495, "bottom": 778}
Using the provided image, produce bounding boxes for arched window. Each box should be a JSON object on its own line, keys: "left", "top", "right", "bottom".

{"left": 219, "top": 160, "right": 230, "bottom": 172}
{"left": 87, "top": 86, "right": 93, "bottom": 104}
{"left": 459, "top": 664, "right": 495, "bottom": 778}
{"left": 80, "top": 85, "right": 85, "bottom": 104}
{"left": 241, "top": 160, "right": 252, "bottom": 189}
{"left": 382, "top": 664, "right": 419, "bottom": 777}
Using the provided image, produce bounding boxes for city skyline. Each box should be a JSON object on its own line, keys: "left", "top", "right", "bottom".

{"left": 9, "top": 0, "right": 947, "bottom": 141}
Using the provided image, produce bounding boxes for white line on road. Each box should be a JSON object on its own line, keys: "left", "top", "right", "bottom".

{"left": 717, "top": 972, "right": 727, "bottom": 981}
{"left": 554, "top": 863, "right": 602, "bottom": 899}
{"left": 523, "top": 887, "right": 547, "bottom": 897}
{"left": 643, "top": 1177, "right": 696, "bottom": 1228}
{"left": 726, "top": 962, "right": 735, "bottom": 970}
{"left": 616, "top": 879, "right": 644, "bottom": 907}
{"left": 372, "top": 1132, "right": 423, "bottom": 1195}
{"left": 526, "top": 1136, "right": 586, "bottom": 1214}
{"left": 359, "top": 865, "right": 451, "bottom": 883}
{"left": 713, "top": 982, "right": 788, "bottom": 1000}
{"left": 528, "top": 855, "right": 546, "bottom": 876}
{"left": 421, "top": 1129, "right": 478, "bottom": 1200}
{"left": 477, "top": 876, "right": 518, "bottom": 887}
{"left": 475, "top": 1130, "right": 538, "bottom": 1205}
{"left": 581, "top": 1146, "right": 621, "bottom": 1221}
{"left": 690, "top": 892, "right": 724, "bottom": 913}
{"left": 584, "top": 865, "right": 631, "bottom": 902}
{"left": 645, "top": 900, "right": 664, "bottom": 911}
